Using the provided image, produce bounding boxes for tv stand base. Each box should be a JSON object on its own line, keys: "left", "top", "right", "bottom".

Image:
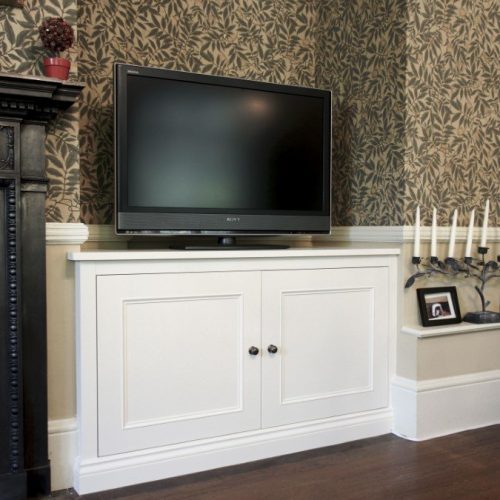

{"left": 170, "top": 236, "right": 289, "bottom": 250}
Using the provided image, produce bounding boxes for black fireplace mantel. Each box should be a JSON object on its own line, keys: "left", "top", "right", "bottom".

{"left": 0, "top": 71, "right": 84, "bottom": 121}
{"left": 0, "top": 72, "right": 83, "bottom": 499}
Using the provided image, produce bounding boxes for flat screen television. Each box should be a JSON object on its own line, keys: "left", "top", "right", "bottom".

{"left": 114, "top": 63, "right": 332, "bottom": 247}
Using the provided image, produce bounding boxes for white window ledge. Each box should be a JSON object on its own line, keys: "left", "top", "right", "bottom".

{"left": 402, "top": 322, "right": 500, "bottom": 338}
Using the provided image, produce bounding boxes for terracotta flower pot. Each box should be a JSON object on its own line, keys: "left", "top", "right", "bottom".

{"left": 43, "top": 57, "right": 71, "bottom": 80}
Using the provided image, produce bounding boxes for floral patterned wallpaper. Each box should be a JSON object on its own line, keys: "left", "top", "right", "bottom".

{"left": 78, "top": 0, "right": 319, "bottom": 224}
{"left": 404, "top": 0, "right": 499, "bottom": 227}
{"left": 316, "top": 0, "right": 407, "bottom": 226}
{"left": 1, "top": 0, "right": 498, "bottom": 226}
{"left": 0, "top": 0, "right": 80, "bottom": 222}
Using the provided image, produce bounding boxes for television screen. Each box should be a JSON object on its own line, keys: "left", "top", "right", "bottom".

{"left": 115, "top": 64, "right": 331, "bottom": 236}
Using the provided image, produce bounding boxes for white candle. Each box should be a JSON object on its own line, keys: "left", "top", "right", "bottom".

{"left": 413, "top": 206, "right": 420, "bottom": 258}
{"left": 430, "top": 207, "right": 437, "bottom": 257}
{"left": 465, "top": 209, "right": 475, "bottom": 258}
{"left": 448, "top": 209, "right": 457, "bottom": 258}
{"left": 480, "top": 199, "right": 489, "bottom": 248}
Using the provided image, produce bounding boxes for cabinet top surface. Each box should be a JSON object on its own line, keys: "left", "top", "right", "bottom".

{"left": 68, "top": 247, "right": 400, "bottom": 262}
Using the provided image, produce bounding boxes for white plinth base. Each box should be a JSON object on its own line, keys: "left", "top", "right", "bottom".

{"left": 75, "top": 409, "right": 392, "bottom": 494}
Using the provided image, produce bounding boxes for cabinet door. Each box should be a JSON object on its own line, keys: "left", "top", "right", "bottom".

{"left": 262, "top": 267, "right": 389, "bottom": 428}
{"left": 96, "top": 271, "right": 261, "bottom": 456}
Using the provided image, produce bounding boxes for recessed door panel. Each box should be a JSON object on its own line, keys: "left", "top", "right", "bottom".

{"left": 280, "top": 287, "right": 374, "bottom": 403}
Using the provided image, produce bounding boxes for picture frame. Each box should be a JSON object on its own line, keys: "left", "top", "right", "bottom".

{"left": 417, "top": 286, "right": 462, "bottom": 327}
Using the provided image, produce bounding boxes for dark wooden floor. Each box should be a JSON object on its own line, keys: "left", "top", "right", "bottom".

{"left": 48, "top": 425, "right": 500, "bottom": 500}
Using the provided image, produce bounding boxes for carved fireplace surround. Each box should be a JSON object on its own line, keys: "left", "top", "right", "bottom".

{"left": 0, "top": 73, "right": 83, "bottom": 499}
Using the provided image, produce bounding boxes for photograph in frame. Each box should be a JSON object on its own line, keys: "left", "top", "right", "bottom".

{"left": 417, "top": 286, "right": 462, "bottom": 327}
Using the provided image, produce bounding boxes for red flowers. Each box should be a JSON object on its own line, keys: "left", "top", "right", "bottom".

{"left": 39, "top": 17, "right": 74, "bottom": 56}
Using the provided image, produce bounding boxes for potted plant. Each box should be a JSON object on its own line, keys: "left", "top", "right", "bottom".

{"left": 38, "top": 17, "right": 75, "bottom": 80}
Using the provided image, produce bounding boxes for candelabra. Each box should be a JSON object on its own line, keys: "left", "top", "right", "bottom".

{"left": 406, "top": 247, "right": 500, "bottom": 324}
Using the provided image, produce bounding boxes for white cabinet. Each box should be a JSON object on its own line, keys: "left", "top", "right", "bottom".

{"left": 70, "top": 248, "right": 398, "bottom": 494}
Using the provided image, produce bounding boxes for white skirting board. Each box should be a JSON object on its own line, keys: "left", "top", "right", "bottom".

{"left": 391, "top": 370, "right": 500, "bottom": 441}
{"left": 48, "top": 418, "right": 77, "bottom": 491}
{"left": 74, "top": 409, "right": 392, "bottom": 495}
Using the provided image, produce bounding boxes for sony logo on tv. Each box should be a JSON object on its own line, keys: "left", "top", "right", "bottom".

{"left": 226, "top": 217, "right": 241, "bottom": 222}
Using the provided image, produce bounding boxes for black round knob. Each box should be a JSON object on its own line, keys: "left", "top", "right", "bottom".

{"left": 267, "top": 344, "right": 278, "bottom": 354}
{"left": 248, "top": 346, "right": 259, "bottom": 356}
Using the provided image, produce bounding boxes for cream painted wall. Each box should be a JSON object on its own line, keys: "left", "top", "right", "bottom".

{"left": 416, "top": 333, "right": 500, "bottom": 380}
{"left": 47, "top": 244, "right": 79, "bottom": 420}
{"left": 46, "top": 233, "right": 128, "bottom": 422}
